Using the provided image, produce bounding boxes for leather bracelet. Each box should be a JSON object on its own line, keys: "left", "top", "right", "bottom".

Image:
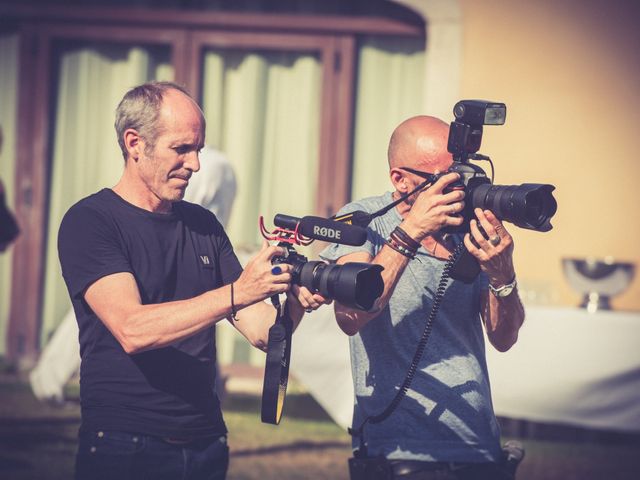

{"left": 230, "top": 282, "right": 239, "bottom": 321}
{"left": 386, "top": 237, "right": 416, "bottom": 259}
{"left": 389, "top": 230, "right": 417, "bottom": 253}
{"left": 392, "top": 226, "right": 420, "bottom": 251}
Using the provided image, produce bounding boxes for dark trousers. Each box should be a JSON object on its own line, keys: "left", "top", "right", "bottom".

{"left": 75, "top": 429, "right": 229, "bottom": 480}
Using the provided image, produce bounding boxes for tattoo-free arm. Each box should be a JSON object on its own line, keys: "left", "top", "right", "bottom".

{"left": 84, "top": 242, "right": 294, "bottom": 354}
{"left": 230, "top": 292, "right": 308, "bottom": 352}
{"left": 334, "top": 245, "right": 412, "bottom": 336}
{"left": 84, "top": 272, "right": 241, "bottom": 354}
{"left": 480, "top": 288, "right": 525, "bottom": 352}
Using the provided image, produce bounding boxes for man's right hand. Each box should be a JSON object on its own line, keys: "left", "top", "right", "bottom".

{"left": 401, "top": 172, "right": 466, "bottom": 241}
{"left": 234, "top": 240, "right": 293, "bottom": 306}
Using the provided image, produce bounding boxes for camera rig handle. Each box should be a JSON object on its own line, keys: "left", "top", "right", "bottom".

{"left": 259, "top": 216, "right": 313, "bottom": 246}
{"left": 261, "top": 286, "right": 294, "bottom": 425}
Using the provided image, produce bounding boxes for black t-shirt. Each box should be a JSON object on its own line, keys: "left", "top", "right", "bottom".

{"left": 58, "top": 188, "right": 243, "bottom": 437}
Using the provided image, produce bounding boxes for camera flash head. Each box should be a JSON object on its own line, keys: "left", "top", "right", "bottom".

{"left": 453, "top": 100, "right": 506, "bottom": 126}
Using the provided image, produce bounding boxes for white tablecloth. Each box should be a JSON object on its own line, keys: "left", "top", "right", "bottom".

{"left": 486, "top": 306, "right": 640, "bottom": 433}
{"left": 291, "top": 305, "right": 640, "bottom": 433}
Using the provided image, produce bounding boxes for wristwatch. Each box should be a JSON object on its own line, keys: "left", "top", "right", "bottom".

{"left": 488, "top": 276, "right": 517, "bottom": 298}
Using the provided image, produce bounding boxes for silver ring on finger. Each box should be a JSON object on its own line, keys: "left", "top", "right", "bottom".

{"left": 489, "top": 235, "right": 501, "bottom": 247}
{"left": 305, "top": 308, "right": 313, "bottom": 313}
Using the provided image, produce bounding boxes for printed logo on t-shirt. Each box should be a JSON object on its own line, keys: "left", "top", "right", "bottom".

{"left": 199, "top": 254, "right": 214, "bottom": 269}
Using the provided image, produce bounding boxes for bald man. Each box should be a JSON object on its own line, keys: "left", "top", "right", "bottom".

{"left": 58, "top": 82, "right": 325, "bottom": 480}
{"left": 321, "top": 116, "right": 524, "bottom": 479}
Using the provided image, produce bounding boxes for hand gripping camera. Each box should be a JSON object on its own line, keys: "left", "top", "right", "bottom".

{"left": 391, "top": 100, "right": 558, "bottom": 281}
{"left": 333, "top": 100, "right": 557, "bottom": 238}
{"left": 260, "top": 214, "right": 384, "bottom": 311}
{"left": 259, "top": 214, "right": 384, "bottom": 425}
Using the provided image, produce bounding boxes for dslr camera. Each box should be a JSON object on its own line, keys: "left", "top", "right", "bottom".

{"left": 442, "top": 100, "right": 557, "bottom": 233}
{"left": 261, "top": 214, "right": 384, "bottom": 311}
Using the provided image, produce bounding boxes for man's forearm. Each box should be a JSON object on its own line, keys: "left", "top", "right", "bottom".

{"left": 113, "top": 285, "right": 238, "bottom": 354}
{"left": 483, "top": 288, "right": 525, "bottom": 352}
{"left": 335, "top": 244, "right": 411, "bottom": 335}
{"left": 233, "top": 293, "right": 306, "bottom": 352}
{"left": 86, "top": 272, "right": 277, "bottom": 355}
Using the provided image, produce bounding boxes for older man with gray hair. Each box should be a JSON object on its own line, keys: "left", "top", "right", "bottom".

{"left": 30, "top": 144, "right": 237, "bottom": 405}
{"left": 57, "top": 81, "right": 326, "bottom": 480}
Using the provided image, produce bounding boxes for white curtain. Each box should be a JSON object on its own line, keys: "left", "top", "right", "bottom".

{"left": 350, "top": 35, "right": 425, "bottom": 201}
{"left": 201, "top": 50, "right": 321, "bottom": 250}
{"left": 40, "top": 44, "right": 173, "bottom": 344}
{"left": 0, "top": 33, "right": 19, "bottom": 356}
{"left": 200, "top": 41, "right": 423, "bottom": 367}
{"left": 201, "top": 49, "right": 321, "bottom": 366}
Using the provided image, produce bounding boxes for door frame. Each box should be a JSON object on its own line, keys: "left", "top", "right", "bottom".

{"left": 1, "top": 5, "right": 423, "bottom": 365}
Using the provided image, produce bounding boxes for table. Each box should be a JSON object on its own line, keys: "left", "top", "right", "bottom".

{"left": 486, "top": 306, "right": 640, "bottom": 433}
{"left": 291, "top": 305, "right": 640, "bottom": 433}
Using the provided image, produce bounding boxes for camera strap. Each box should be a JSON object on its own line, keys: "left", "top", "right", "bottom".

{"left": 261, "top": 293, "right": 293, "bottom": 425}
{"left": 333, "top": 177, "right": 434, "bottom": 227}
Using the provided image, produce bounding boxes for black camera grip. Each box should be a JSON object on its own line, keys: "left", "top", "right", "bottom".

{"left": 260, "top": 298, "right": 293, "bottom": 425}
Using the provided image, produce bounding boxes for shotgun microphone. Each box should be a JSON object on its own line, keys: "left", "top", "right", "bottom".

{"left": 273, "top": 214, "right": 367, "bottom": 246}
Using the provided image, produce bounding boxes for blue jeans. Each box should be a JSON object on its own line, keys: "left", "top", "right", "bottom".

{"left": 75, "top": 429, "right": 229, "bottom": 480}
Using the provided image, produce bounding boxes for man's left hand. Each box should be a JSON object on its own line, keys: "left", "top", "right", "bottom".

{"left": 288, "top": 285, "right": 332, "bottom": 316}
{"left": 464, "top": 208, "right": 515, "bottom": 286}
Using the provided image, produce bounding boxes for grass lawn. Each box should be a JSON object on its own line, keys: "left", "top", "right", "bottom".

{"left": 1, "top": 373, "right": 639, "bottom": 479}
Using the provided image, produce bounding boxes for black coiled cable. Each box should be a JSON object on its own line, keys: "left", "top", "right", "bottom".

{"left": 349, "top": 241, "right": 467, "bottom": 455}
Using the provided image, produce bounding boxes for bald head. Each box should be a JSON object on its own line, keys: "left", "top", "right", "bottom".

{"left": 387, "top": 115, "right": 452, "bottom": 172}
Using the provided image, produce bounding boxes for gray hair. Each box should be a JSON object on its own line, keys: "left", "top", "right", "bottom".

{"left": 114, "top": 81, "right": 196, "bottom": 161}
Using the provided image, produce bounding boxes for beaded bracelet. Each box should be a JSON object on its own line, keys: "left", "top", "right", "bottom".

{"left": 389, "top": 231, "right": 419, "bottom": 256}
{"left": 386, "top": 237, "right": 416, "bottom": 259}
{"left": 389, "top": 230, "right": 415, "bottom": 253}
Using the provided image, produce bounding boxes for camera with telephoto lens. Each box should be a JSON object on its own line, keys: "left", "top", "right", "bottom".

{"left": 272, "top": 245, "right": 383, "bottom": 311}
{"left": 440, "top": 99, "right": 557, "bottom": 233}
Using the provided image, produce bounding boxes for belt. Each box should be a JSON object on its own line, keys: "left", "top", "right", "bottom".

{"left": 162, "top": 436, "right": 196, "bottom": 445}
{"left": 388, "top": 460, "right": 468, "bottom": 476}
{"left": 162, "top": 434, "right": 225, "bottom": 446}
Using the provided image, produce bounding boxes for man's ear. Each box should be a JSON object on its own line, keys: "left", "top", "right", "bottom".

{"left": 123, "top": 128, "right": 144, "bottom": 162}
{"left": 390, "top": 168, "right": 409, "bottom": 194}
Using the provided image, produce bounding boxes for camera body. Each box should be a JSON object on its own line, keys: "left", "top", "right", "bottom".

{"left": 438, "top": 100, "right": 556, "bottom": 233}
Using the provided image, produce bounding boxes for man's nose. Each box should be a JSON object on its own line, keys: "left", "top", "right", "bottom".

{"left": 185, "top": 151, "right": 200, "bottom": 173}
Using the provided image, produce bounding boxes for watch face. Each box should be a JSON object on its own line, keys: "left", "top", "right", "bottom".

{"left": 497, "top": 285, "right": 515, "bottom": 297}
{"left": 490, "top": 280, "right": 517, "bottom": 297}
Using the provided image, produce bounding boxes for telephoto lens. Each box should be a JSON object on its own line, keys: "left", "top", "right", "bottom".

{"left": 447, "top": 162, "right": 557, "bottom": 233}
{"left": 272, "top": 250, "right": 384, "bottom": 311}
{"left": 470, "top": 183, "right": 557, "bottom": 232}
{"left": 298, "top": 261, "right": 384, "bottom": 311}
